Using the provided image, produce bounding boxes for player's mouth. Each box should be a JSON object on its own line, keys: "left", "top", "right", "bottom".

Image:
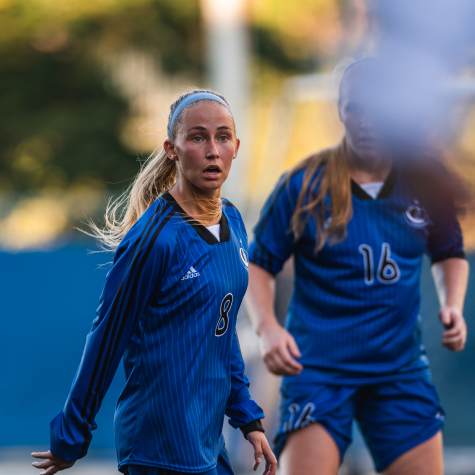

{"left": 358, "top": 136, "right": 377, "bottom": 148}
{"left": 203, "top": 165, "right": 221, "bottom": 179}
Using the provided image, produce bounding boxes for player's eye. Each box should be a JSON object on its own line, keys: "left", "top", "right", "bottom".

{"left": 218, "top": 135, "right": 228, "bottom": 142}
{"left": 192, "top": 136, "right": 203, "bottom": 142}
{"left": 347, "top": 104, "right": 364, "bottom": 115}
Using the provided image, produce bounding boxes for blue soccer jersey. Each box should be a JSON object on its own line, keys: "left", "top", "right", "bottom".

{"left": 249, "top": 162, "right": 464, "bottom": 385}
{"left": 50, "top": 192, "right": 264, "bottom": 472}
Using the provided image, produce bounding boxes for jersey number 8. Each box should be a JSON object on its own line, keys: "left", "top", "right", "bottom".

{"left": 359, "top": 243, "right": 401, "bottom": 285}
{"left": 215, "top": 293, "right": 233, "bottom": 336}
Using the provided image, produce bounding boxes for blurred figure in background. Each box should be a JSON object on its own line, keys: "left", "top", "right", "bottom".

{"left": 246, "top": 59, "right": 469, "bottom": 475}
{"left": 31, "top": 90, "right": 276, "bottom": 475}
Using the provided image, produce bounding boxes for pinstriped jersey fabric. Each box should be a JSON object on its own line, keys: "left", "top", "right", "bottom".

{"left": 50, "top": 193, "right": 264, "bottom": 472}
{"left": 249, "top": 163, "right": 464, "bottom": 386}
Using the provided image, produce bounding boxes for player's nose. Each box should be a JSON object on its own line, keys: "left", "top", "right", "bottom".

{"left": 206, "top": 138, "right": 220, "bottom": 158}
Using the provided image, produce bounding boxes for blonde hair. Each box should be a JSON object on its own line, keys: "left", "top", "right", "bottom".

{"left": 287, "top": 138, "right": 352, "bottom": 252}
{"left": 88, "top": 89, "right": 233, "bottom": 251}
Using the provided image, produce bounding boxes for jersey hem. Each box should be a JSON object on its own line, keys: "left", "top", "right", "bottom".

{"left": 248, "top": 249, "right": 282, "bottom": 276}
{"left": 282, "top": 367, "right": 430, "bottom": 386}
{"left": 118, "top": 438, "right": 225, "bottom": 473}
{"left": 118, "top": 458, "right": 217, "bottom": 473}
{"left": 430, "top": 251, "right": 466, "bottom": 264}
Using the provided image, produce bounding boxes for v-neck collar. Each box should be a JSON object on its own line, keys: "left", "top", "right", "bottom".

{"left": 162, "top": 191, "right": 230, "bottom": 245}
{"left": 351, "top": 163, "right": 398, "bottom": 200}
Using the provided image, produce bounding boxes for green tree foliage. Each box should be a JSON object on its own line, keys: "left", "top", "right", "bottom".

{"left": 0, "top": 0, "right": 332, "bottom": 193}
{"left": 0, "top": 43, "right": 139, "bottom": 192}
{"left": 0, "top": 0, "right": 202, "bottom": 192}
{"left": 252, "top": 25, "right": 319, "bottom": 73}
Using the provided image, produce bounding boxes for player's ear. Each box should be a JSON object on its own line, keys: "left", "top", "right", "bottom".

{"left": 338, "top": 100, "right": 343, "bottom": 122}
{"left": 164, "top": 139, "right": 178, "bottom": 162}
{"left": 233, "top": 138, "right": 240, "bottom": 159}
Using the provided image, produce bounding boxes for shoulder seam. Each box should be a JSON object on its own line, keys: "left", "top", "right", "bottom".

{"left": 221, "top": 199, "right": 236, "bottom": 208}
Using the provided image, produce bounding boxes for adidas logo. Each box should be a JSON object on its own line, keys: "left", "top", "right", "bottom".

{"left": 181, "top": 266, "right": 200, "bottom": 281}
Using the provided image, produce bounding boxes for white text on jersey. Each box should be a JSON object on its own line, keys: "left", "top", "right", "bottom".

{"left": 181, "top": 266, "right": 200, "bottom": 280}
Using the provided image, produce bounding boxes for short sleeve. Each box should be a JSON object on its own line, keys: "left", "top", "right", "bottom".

{"left": 426, "top": 204, "right": 465, "bottom": 263}
{"left": 248, "top": 173, "right": 299, "bottom": 275}
{"left": 423, "top": 165, "right": 465, "bottom": 263}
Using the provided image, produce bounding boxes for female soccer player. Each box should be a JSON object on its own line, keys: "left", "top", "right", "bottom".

{"left": 31, "top": 90, "right": 277, "bottom": 475}
{"left": 246, "top": 60, "right": 469, "bottom": 475}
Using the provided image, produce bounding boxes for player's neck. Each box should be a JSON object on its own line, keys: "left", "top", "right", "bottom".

{"left": 168, "top": 179, "right": 221, "bottom": 226}
{"left": 348, "top": 149, "right": 392, "bottom": 185}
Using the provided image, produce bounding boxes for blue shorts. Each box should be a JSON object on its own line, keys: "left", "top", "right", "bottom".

{"left": 121, "top": 445, "right": 234, "bottom": 475}
{"left": 274, "top": 377, "right": 445, "bottom": 472}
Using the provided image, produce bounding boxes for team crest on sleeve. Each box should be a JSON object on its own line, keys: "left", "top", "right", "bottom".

{"left": 239, "top": 241, "right": 249, "bottom": 270}
{"left": 239, "top": 248, "right": 249, "bottom": 269}
{"left": 404, "top": 200, "right": 429, "bottom": 228}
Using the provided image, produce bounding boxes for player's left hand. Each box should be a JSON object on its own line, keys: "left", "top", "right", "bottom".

{"left": 439, "top": 306, "right": 467, "bottom": 352}
{"left": 246, "top": 431, "right": 277, "bottom": 475}
{"left": 31, "top": 450, "right": 76, "bottom": 474}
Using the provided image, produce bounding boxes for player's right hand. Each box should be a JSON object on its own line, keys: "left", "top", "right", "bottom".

{"left": 247, "top": 430, "right": 277, "bottom": 475}
{"left": 258, "top": 323, "right": 303, "bottom": 376}
{"left": 439, "top": 305, "right": 467, "bottom": 352}
{"left": 31, "top": 450, "right": 76, "bottom": 474}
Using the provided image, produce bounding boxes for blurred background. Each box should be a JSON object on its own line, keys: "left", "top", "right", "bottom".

{"left": 1, "top": 0, "right": 475, "bottom": 474}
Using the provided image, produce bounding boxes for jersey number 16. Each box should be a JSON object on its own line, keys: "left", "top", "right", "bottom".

{"left": 359, "top": 243, "right": 400, "bottom": 285}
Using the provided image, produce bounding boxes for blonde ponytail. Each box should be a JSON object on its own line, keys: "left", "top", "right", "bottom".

{"left": 87, "top": 148, "right": 176, "bottom": 250}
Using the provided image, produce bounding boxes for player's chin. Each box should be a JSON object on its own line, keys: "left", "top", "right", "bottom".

{"left": 197, "top": 176, "right": 227, "bottom": 191}
{"left": 356, "top": 148, "right": 382, "bottom": 163}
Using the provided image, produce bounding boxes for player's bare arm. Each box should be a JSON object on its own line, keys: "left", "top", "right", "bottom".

{"left": 432, "top": 257, "right": 469, "bottom": 351}
{"left": 246, "top": 263, "right": 302, "bottom": 376}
